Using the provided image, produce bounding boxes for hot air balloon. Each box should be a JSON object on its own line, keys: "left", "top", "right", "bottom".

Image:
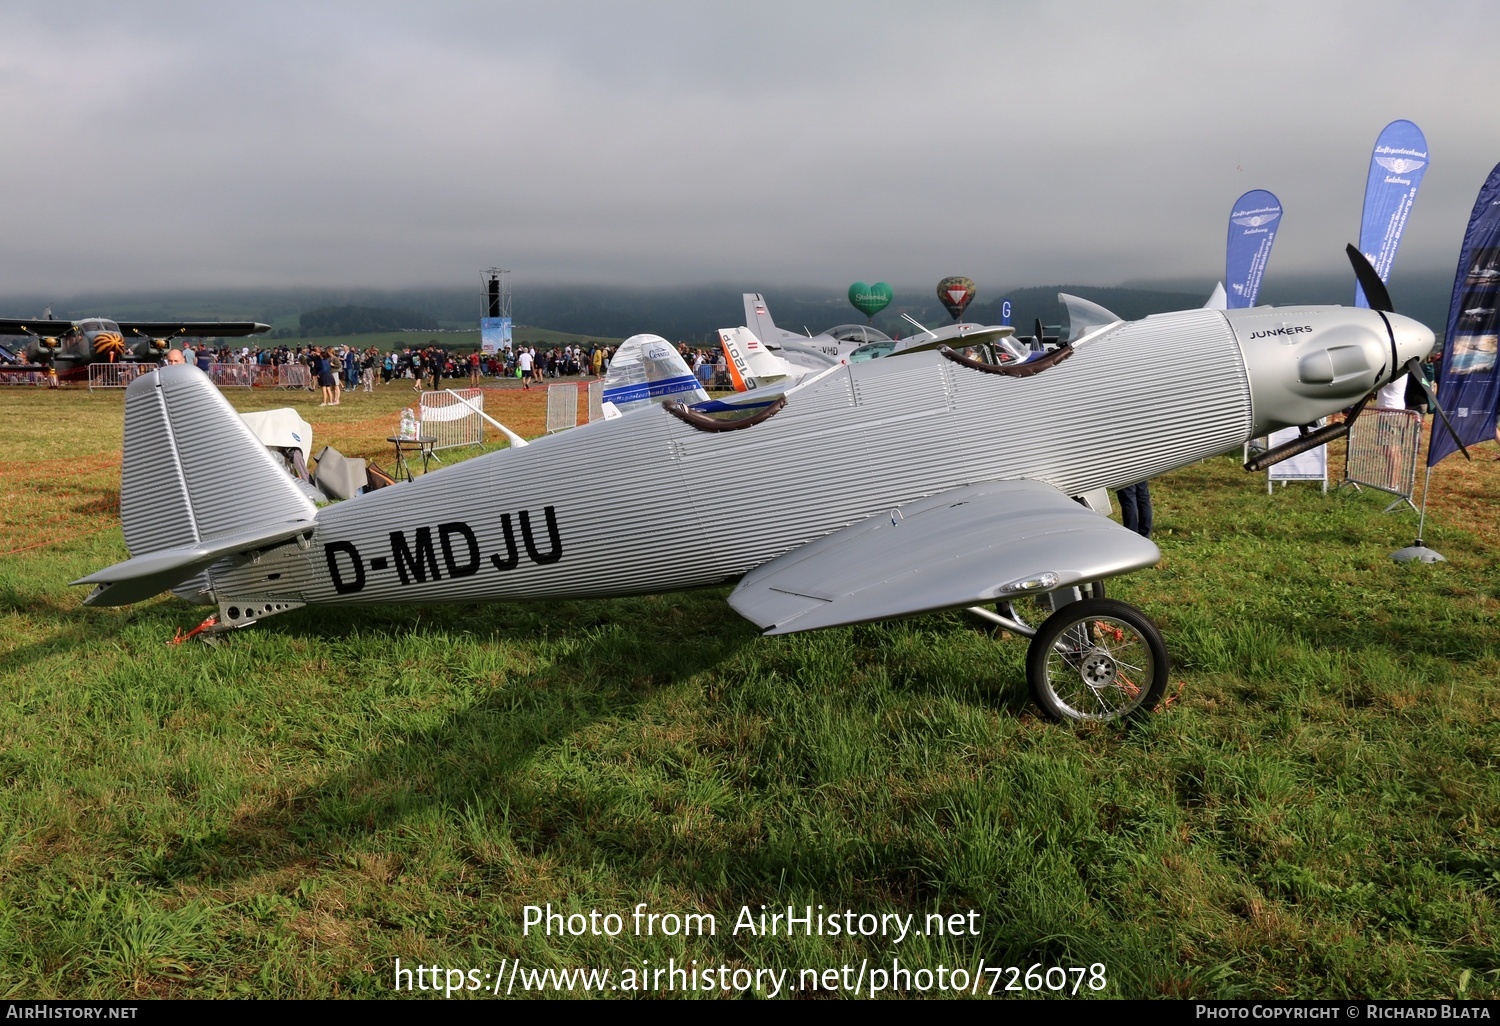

{"left": 937, "top": 276, "right": 975, "bottom": 321}
{"left": 848, "top": 281, "right": 893, "bottom": 321}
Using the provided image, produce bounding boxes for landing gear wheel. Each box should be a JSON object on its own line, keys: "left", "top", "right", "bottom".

{"left": 1025, "top": 598, "right": 1167, "bottom": 723}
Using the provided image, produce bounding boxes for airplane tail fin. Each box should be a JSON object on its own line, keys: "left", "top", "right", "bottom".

{"left": 743, "top": 293, "right": 782, "bottom": 344}
{"left": 75, "top": 365, "right": 317, "bottom": 605}
{"left": 719, "top": 326, "right": 792, "bottom": 392}
{"left": 599, "top": 334, "right": 709, "bottom": 415}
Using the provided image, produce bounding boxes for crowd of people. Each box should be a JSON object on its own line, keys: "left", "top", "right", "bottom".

{"left": 2, "top": 334, "right": 745, "bottom": 400}
{"left": 151, "top": 339, "right": 735, "bottom": 396}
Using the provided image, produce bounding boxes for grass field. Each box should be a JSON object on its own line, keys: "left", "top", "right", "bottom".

{"left": 1, "top": 380, "right": 1497, "bottom": 1000}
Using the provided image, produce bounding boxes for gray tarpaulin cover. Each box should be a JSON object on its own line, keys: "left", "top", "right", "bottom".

{"left": 313, "top": 445, "right": 366, "bottom": 501}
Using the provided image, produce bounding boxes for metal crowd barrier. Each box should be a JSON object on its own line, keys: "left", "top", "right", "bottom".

{"left": 1342, "top": 408, "right": 1422, "bottom": 512}
{"left": 587, "top": 379, "right": 604, "bottom": 423}
{"left": 546, "top": 383, "right": 579, "bottom": 433}
{"left": 88, "top": 363, "right": 150, "bottom": 390}
{"left": 420, "top": 388, "right": 484, "bottom": 451}
{"left": 278, "top": 365, "right": 311, "bottom": 390}
{"left": 209, "top": 363, "right": 255, "bottom": 388}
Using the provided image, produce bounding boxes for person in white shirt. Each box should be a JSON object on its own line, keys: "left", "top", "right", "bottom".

{"left": 516, "top": 347, "right": 533, "bottom": 390}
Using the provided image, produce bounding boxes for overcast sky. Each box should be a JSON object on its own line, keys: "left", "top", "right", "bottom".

{"left": 2, "top": 1, "right": 1498, "bottom": 298}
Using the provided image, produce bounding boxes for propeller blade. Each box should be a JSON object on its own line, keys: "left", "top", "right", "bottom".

{"left": 1346, "top": 244, "right": 1394, "bottom": 313}
{"left": 1034, "top": 318, "right": 1045, "bottom": 349}
{"left": 1404, "top": 357, "right": 1472, "bottom": 461}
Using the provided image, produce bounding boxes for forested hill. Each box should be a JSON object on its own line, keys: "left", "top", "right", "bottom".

{"left": 0, "top": 268, "right": 1457, "bottom": 343}
{"left": 298, "top": 305, "right": 438, "bottom": 336}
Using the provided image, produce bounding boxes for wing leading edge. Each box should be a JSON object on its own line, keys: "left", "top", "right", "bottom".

{"left": 117, "top": 321, "right": 271, "bottom": 338}
{"left": 728, "top": 480, "right": 1160, "bottom": 635}
{"left": 0, "top": 319, "right": 270, "bottom": 338}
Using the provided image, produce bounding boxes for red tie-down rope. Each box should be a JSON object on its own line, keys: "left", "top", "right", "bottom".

{"left": 170, "top": 615, "right": 219, "bottom": 646}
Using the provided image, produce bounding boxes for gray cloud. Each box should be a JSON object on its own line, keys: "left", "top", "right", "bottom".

{"left": 2, "top": 1, "right": 1497, "bottom": 295}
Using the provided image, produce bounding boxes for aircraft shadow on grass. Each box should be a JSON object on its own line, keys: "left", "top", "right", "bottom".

{"left": 133, "top": 589, "right": 770, "bottom": 887}
{"left": 116, "top": 581, "right": 1483, "bottom": 900}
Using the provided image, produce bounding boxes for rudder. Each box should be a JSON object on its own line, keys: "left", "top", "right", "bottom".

{"left": 118, "top": 365, "right": 316, "bottom": 600}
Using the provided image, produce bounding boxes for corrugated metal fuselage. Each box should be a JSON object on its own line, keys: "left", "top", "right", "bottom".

{"left": 206, "top": 308, "right": 1256, "bottom": 609}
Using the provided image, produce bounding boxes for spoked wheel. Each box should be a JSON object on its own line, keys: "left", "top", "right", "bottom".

{"left": 1025, "top": 598, "right": 1167, "bottom": 722}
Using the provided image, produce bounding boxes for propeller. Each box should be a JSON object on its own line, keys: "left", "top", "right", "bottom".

{"left": 1347, "top": 242, "right": 1393, "bottom": 313}
{"left": 1247, "top": 247, "right": 1469, "bottom": 471}
{"left": 1033, "top": 318, "right": 1046, "bottom": 351}
{"left": 1402, "top": 356, "right": 1469, "bottom": 460}
{"left": 1344, "top": 244, "right": 1470, "bottom": 462}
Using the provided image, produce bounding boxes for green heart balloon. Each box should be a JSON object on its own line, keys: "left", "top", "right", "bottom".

{"left": 848, "top": 281, "right": 893, "bottom": 319}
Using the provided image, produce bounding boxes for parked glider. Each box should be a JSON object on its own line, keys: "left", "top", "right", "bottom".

{"left": 0, "top": 313, "right": 271, "bottom": 381}
{"left": 75, "top": 251, "right": 1437, "bottom": 722}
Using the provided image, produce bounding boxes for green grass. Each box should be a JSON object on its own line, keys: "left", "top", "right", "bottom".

{"left": 1, "top": 388, "right": 1497, "bottom": 999}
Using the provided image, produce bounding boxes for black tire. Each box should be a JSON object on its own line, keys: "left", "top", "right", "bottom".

{"left": 1025, "top": 598, "right": 1168, "bottom": 722}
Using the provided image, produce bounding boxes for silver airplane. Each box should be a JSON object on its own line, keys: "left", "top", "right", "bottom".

{"left": 74, "top": 256, "right": 1435, "bottom": 722}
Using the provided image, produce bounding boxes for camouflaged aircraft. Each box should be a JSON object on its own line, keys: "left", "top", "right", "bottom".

{"left": 1, "top": 312, "right": 270, "bottom": 381}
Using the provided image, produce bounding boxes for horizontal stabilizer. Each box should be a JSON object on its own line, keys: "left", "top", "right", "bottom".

{"left": 729, "top": 481, "right": 1159, "bottom": 634}
{"left": 73, "top": 520, "right": 315, "bottom": 607}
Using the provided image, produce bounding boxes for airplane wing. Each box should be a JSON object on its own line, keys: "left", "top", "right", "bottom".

{"left": 117, "top": 321, "right": 271, "bottom": 338}
{"left": 728, "top": 480, "right": 1159, "bottom": 635}
{"left": 0, "top": 318, "right": 75, "bottom": 337}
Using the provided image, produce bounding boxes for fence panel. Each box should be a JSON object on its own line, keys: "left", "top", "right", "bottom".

{"left": 277, "top": 365, "right": 311, "bottom": 389}
{"left": 547, "top": 383, "right": 579, "bottom": 433}
{"left": 419, "top": 388, "right": 484, "bottom": 451}
{"left": 587, "top": 379, "right": 604, "bottom": 423}
{"left": 1343, "top": 408, "right": 1422, "bottom": 511}
{"left": 209, "top": 363, "right": 255, "bottom": 388}
{"left": 88, "top": 363, "right": 150, "bottom": 390}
